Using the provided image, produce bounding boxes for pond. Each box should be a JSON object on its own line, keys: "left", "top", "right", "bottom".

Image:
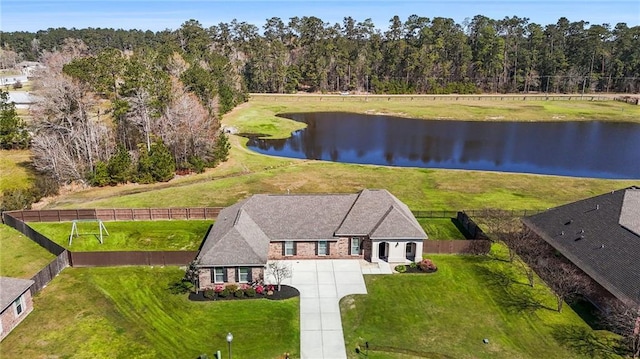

{"left": 245, "top": 112, "right": 640, "bottom": 179}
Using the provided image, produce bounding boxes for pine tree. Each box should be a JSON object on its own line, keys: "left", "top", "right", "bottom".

{"left": 0, "top": 90, "right": 30, "bottom": 149}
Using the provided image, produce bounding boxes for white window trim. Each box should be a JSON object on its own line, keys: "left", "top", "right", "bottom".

{"left": 213, "top": 268, "right": 225, "bottom": 283}
{"left": 238, "top": 267, "right": 250, "bottom": 283}
{"left": 351, "top": 237, "right": 361, "bottom": 256}
{"left": 13, "top": 295, "right": 25, "bottom": 317}
{"left": 318, "top": 241, "right": 328, "bottom": 256}
{"left": 284, "top": 241, "right": 294, "bottom": 256}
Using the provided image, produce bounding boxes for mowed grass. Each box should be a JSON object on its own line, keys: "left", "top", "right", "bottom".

{"left": 0, "top": 266, "right": 299, "bottom": 358}
{"left": 341, "top": 252, "right": 623, "bottom": 359}
{"left": 0, "top": 224, "right": 56, "bottom": 278}
{"left": 417, "top": 218, "right": 468, "bottom": 240}
{"left": 38, "top": 97, "right": 638, "bottom": 211}
{"left": 28, "top": 220, "right": 212, "bottom": 251}
{"left": 0, "top": 149, "right": 35, "bottom": 193}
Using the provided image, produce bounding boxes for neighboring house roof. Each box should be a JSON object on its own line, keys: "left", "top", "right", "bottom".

{"left": 196, "top": 189, "right": 427, "bottom": 266}
{"left": 0, "top": 277, "right": 34, "bottom": 312}
{"left": 522, "top": 186, "right": 640, "bottom": 306}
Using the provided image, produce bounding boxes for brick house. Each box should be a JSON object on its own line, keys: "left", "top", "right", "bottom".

{"left": 0, "top": 277, "right": 34, "bottom": 341}
{"left": 522, "top": 186, "right": 640, "bottom": 309}
{"left": 196, "top": 189, "right": 427, "bottom": 289}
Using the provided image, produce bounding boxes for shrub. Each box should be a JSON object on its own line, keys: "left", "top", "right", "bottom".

{"left": 219, "top": 288, "right": 231, "bottom": 298}
{"left": 203, "top": 289, "right": 215, "bottom": 299}
{"left": 234, "top": 289, "right": 245, "bottom": 298}
{"left": 226, "top": 284, "right": 239, "bottom": 293}
{"left": 214, "top": 284, "right": 225, "bottom": 293}
{"left": 245, "top": 287, "right": 256, "bottom": 297}
{"left": 395, "top": 264, "right": 407, "bottom": 273}
{"left": 419, "top": 259, "right": 438, "bottom": 272}
{"left": 409, "top": 262, "right": 418, "bottom": 269}
{"left": 255, "top": 285, "right": 264, "bottom": 295}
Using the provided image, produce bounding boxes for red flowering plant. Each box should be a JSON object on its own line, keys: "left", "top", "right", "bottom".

{"left": 419, "top": 258, "right": 438, "bottom": 272}
{"left": 255, "top": 285, "right": 265, "bottom": 295}
{"left": 214, "top": 284, "right": 225, "bottom": 293}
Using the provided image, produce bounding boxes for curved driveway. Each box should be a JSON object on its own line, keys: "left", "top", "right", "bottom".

{"left": 268, "top": 259, "right": 391, "bottom": 359}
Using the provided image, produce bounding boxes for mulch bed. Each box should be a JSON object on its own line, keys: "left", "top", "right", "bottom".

{"left": 188, "top": 285, "right": 300, "bottom": 302}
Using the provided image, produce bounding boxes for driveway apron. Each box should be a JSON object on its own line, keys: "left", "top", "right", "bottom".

{"left": 269, "top": 259, "right": 368, "bottom": 359}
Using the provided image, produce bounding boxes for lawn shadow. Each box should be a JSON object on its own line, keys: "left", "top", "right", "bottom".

{"left": 551, "top": 324, "right": 627, "bottom": 359}
{"left": 473, "top": 263, "right": 555, "bottom": 313}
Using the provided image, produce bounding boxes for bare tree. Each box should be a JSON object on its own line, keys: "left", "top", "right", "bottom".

{"left": 503, "top": 226, "right": 547, "bottom": 287}
{"left": 30, "top": 57, "right": 113, "bottom": 184}
{"left": 604, "top": 301, "right": 640, "bottom": 359}
{"left": 538, "top": 258, "right": 592, "bottom": 312}
{"left": 267, "top": 261, "right": 292, "bottom": 291}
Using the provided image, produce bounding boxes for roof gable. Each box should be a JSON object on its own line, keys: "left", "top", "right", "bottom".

{"left": 619, "top": 189, "right": 640, "bottom": 236}
{"left": 370, "top": 205, "right": 427, "bottom": 239}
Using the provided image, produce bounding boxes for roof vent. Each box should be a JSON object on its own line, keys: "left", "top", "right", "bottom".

{"left": 600, "top": 244, "right": 605, "bottom": 249}
{"left": 564, "top": 219, "right": 573, "bottom": 225}
{"left": 574, "top": 236, "right": 584, "bottom": 241}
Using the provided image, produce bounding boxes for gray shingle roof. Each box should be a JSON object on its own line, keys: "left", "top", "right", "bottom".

{"left": 522, "top": 186, "right": 640, "bottom": 306}
{"left": 0, "top": 277, "right": 34, "bottom": 312}
{"left": 196, "top": 189, "right": 427, "bottom": 266}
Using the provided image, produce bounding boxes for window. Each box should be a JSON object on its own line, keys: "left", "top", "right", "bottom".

{"left": 13, "top": 296, "right": 24, "bottom": 316}
{"left": 239, "top": 267, "right": 250, "bottom": 283}
{"left": 351, "top": 238, "right": 361, "bottom": 255}
{"left": 212, "top": 267, "right": 225, "bottom": 283}
{"left": 284, "top": 241, "right": 295, "bottom": 256}
{"left": 318, "top": 241, "right": 328, "bottom": 256}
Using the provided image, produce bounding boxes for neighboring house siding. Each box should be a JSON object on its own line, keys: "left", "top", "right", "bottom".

{"left": 0, "top": 290, "right": 33, "bottom": 341}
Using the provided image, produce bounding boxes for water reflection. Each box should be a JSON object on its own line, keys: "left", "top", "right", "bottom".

{"left": 245, "top": 112, "right": 640, "bottom": 179}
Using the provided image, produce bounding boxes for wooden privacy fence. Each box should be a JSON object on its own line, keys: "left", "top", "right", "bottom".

{"left": 4, "top": 207, "right": 223, "bottom": 223}
{"left": 69, "top": 251, "right": 198, "bottom": 267}
{"left": 3, "top": 213, "right": 66, "bottom": 255}
{"left": 423, "top": 240, "right": 491, "bottom": 254}
{"left": 30, "top": 252, "right": 69, "bottom": 295}
{"left": 456, "top": 211, "right": 489, "bottom": 240}
{"left": 251, "top": 94, "right": 616, "bottom": 102}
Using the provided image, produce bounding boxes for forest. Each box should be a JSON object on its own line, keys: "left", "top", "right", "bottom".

{"left": 2, "top": 15, "right": 640, "bottom": 94}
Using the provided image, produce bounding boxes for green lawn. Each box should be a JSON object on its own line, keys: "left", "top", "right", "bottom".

{"left": 0, "top": 149, "right": 35, "bottom": 193}
{"left": 417, "top": 218, "right": 468, "bottom": 240}
{"left": 0, "top": 224, "right": 56, "bottom": 278}
{"left": 0, "top": 267, "right": 299, "bottom": 358}
{"left": 28, "top": 220, "right": 212, "bottom": 251}
{"left": 341, "top": 252, "right": 623, "bottom": 359}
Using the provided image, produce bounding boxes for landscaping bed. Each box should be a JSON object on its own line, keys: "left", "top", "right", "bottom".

{"left": 394, "top": 258, "right": 438, "bottom": 274}
{"left": 189, "top": 284, "right": 299, "bottom": 301}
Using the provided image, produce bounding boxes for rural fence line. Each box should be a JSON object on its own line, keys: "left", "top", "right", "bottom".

{"left": 250, "top": 94, "right": 616, "bottom": 102}
{"left": 411, "top": 209, "right": 545, "bottom": 219}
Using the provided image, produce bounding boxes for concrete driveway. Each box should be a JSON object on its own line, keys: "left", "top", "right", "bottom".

{"left": 266, "top": 259, "right": 372, "bottom": 359}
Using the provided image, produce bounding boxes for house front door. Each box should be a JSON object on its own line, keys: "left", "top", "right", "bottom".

{"left": 406, "top": 242, "right": 416, "bottom": 261}
{"left": 378, "top": 242, "right": 388, "bottom": 261}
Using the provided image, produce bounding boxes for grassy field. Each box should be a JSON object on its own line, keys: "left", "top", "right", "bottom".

{"left": 0, "top": 224, "right": 56, "bottom": 278}
{"left": 0, "top": 149, "right": 35, "bottom": 193}
{"left": 28, "top": 220, "right": 212, "bottom": 251}
{"left": 417, "top": 218, "right": 468, "bottom": 240}
{"left": 341, "top": 251, "right": 624, "bottom": 359}
{"left": 0, "top": 266, "right": 300, "bottom": 358}
{"left": 35, "top": 97, "right": 637, "bottom": 211}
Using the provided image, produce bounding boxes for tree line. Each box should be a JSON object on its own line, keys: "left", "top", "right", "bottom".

{"left": 2, "top": 15, "right": 640, "bottom": 94}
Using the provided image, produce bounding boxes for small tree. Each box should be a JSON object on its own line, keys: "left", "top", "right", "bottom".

{"left": 503, "top": 226, "right": 546, "bottom": 287}
{"left": 184, "top": 260, "right": 200, "bottom": 293}
{"left": 212, "top": 131, "right": 230, "bottom": 165}
{"left": 539, "top": 258, "right": 591, "bottom": 312}
{"left": 148, "top": 139, "right": 175, "bottom": 182}
{"left": 267, "top": 261, "right": 292, "bottom": 291}
{"left": 107, "top": 144, "right": 132, "bottom": 184}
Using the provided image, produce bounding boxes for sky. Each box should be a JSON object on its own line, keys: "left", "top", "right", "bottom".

{"left": 1, "top": 0, "right": 638, "bottom": 33}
